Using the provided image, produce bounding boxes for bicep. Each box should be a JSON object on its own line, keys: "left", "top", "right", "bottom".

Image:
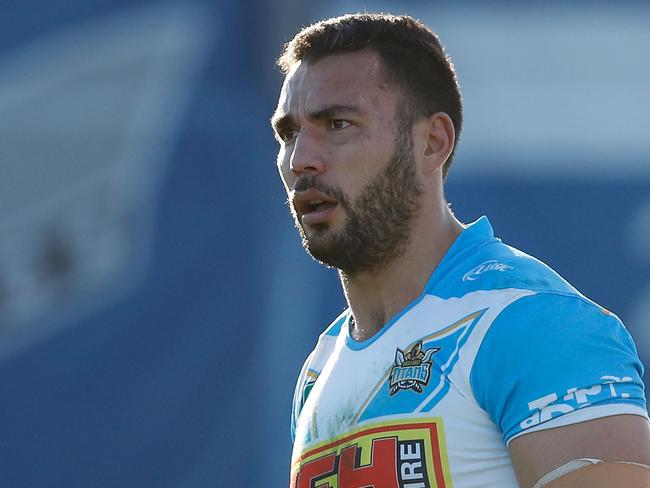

{"left": 509, "top": 414, "right": 650, "bottom": 488}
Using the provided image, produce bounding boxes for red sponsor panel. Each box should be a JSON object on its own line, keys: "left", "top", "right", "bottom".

{"left": 339, "top": 438, "right": 399, "bottom": 487}
{"left": 295, "top": 452, "right": 337, "bottom": 488}
{"left": 290, "top": 418, "right": 452, "bottom": 488}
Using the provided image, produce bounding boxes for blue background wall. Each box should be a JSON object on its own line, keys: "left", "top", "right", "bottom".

{"left": 0, "top": 1, "right": 648, "bottom": 486}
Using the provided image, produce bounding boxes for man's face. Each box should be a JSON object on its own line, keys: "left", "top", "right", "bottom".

{"left": 272, "top": 50, "right": 423, "bottom": 276}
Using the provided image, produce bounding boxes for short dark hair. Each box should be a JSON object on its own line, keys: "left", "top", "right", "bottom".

{"left": 277, "top": 13, "right": 463, "bottom": 180}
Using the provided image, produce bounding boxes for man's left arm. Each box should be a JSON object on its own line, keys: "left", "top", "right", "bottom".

{"left": 471, "top": 292, "right": 649, "bottom": 487}
{"left": 509, "top": 414, "right": 650, "bottom": 487}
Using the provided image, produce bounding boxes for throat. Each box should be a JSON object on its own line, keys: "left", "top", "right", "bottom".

{"left": 348, "top": 313, "right": 386, "bottom": 342}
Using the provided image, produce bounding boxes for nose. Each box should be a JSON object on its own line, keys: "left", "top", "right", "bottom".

{"left": 289, "top": 129, "right": 326, "bottom": 176}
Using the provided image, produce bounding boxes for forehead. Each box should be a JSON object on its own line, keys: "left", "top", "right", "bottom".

{"left": 275, "top": 49, "right": 400, "bottom": 119}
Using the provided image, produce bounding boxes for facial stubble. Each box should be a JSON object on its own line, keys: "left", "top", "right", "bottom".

{"left": 291, "top": 126, "right": 423, "bottom": 277}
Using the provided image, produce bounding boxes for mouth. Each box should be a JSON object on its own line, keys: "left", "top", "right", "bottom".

{"left": 302, "top": 200, "right": 338, "bottom": 225}
{"left": 294, "top": 192, "right": 339, "bottom": 226}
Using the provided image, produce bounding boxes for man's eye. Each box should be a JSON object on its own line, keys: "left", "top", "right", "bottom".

{"left": 278, "top": 128, "right": 298, "bottom": 143}
{"left": 328, "top": 120, "right": 351, "bottom": 130}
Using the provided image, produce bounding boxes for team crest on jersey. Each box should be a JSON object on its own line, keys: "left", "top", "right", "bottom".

{"left": 389, "top": 341, "right": 440, "bottom": 395}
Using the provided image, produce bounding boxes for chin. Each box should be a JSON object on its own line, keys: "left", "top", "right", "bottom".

{"left": 297, "top": 217, "right": 347, "bottom": 267}
{"left": 304, "top": 232, "right": 337, "bottom": 260}
{"left": 303, "top": 231, "right": 330, "bottom": 253}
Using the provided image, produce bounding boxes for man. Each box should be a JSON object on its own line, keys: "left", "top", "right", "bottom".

{"left": 271, "top": 13, "right": 650, "bottom": 488}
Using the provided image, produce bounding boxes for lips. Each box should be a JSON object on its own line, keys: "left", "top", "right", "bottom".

{"left": 293, "top": 189, "right": 339, "bottom": 226}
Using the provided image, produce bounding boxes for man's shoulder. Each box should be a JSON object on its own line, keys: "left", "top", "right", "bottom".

{"left": 290, "top": 309, "right": 349, "bottom": 440}
{"left": 303, "top": 309, "right": 348, "bottom": 371}
{"left": 319, "top": 308, "right": 348, "bottom": 340}
{"left": 428, "top": 238, "right": 580, "bottom": 299}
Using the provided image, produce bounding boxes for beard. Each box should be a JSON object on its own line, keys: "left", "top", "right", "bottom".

{"left": 290, "top": 125, "right": 423, "bottom": 277}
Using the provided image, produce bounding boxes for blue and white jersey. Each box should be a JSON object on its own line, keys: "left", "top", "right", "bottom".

{"left": 289, "top": 217, "right": 647, "bottom": 488}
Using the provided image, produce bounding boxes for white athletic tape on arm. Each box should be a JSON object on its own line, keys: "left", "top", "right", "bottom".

{"left": 532, "top": 458, "right": 602, "bottom": 488}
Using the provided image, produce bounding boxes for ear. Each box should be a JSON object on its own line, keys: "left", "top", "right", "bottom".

{"left": 420, "top": 112, "right": 455, "bottom": 176}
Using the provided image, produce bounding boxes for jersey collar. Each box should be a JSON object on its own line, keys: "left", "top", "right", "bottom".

{"left": 345, "top": 215, "right": 497, "bottom": 350}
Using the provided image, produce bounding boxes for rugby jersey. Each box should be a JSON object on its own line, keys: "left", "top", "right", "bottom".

{"left": 289, "top": 216, "right": 647, "bottom": 488}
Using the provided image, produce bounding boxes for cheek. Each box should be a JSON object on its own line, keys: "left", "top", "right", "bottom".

{"left": 277, "top": 152, "right": 294, "bottom": 192}
{"left": 345, "top": 142, "right": 385, "bottom": 179}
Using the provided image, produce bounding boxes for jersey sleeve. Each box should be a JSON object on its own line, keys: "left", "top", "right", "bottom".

{"left": 291, "top": 351, "right": 315, "bottom": 442}
{"left": 290, "top": 311, "right": 348, "bottom": 441}
{"left": 470, "top": 292, "right": 647, "bottom": 445}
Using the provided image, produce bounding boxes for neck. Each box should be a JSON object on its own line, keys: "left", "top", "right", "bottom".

{"left": 341, "top": 204, "right": 463, "bottom": 342}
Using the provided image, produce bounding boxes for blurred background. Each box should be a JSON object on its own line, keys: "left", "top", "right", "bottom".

{"left": 0, "top": 0, "right": 648, "bottom": 486}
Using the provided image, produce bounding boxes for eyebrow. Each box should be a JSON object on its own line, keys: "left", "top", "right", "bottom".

{"left": 271, "top": 104, "right": 363, "bottom": 133}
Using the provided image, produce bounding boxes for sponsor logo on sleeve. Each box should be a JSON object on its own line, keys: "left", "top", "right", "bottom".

{"left": 290, "top": 418, "right": 452, "bottom": 488}
{"left": 463, "top": 260, "right": 513, "bottom": 282}
{"left": 520, "top": 375, "right": 636, "bottom": 430}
